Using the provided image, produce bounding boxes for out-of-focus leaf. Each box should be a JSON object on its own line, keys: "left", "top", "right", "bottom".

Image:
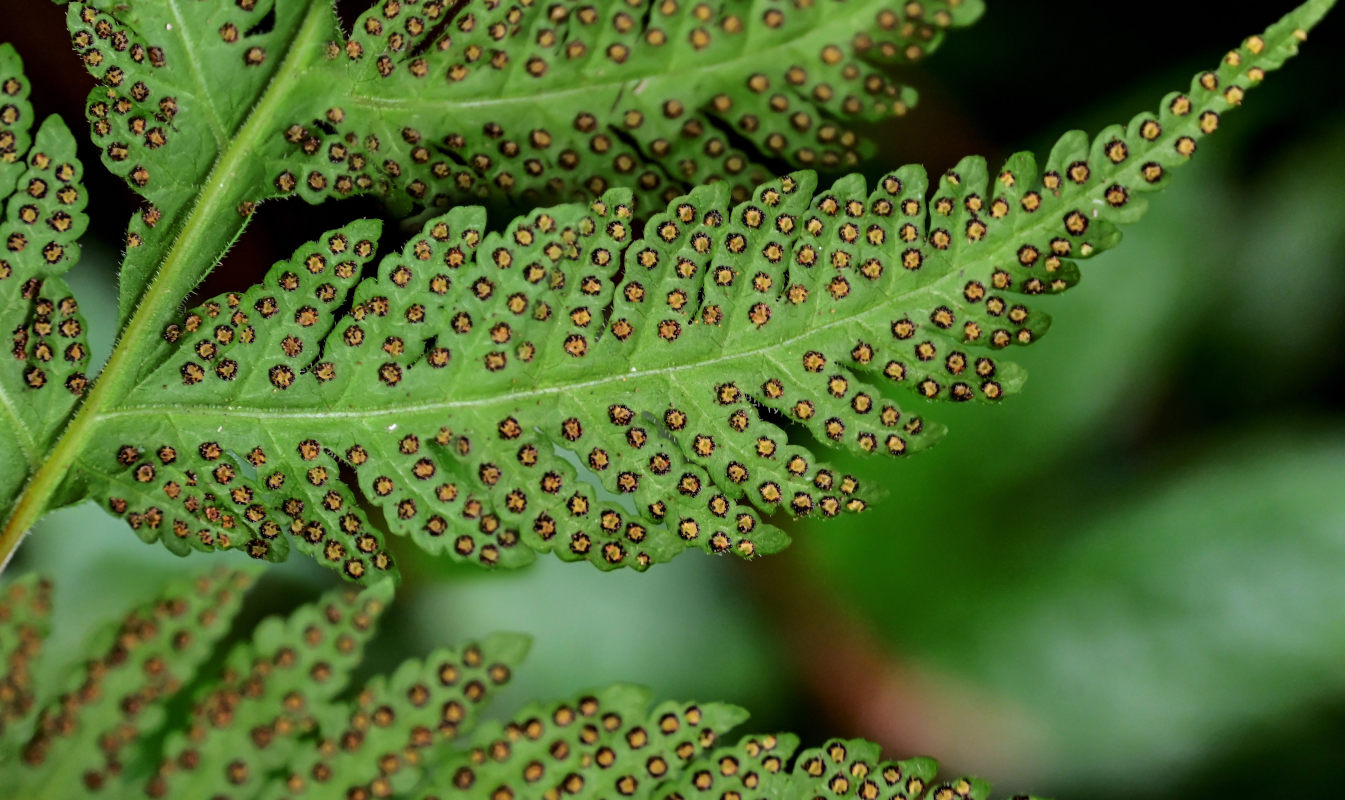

{"left": 789, "top": 435, "right": 1345, "bottom": 794}
{"left": 0, "top": 565, "right": 1041, "bottom": 800}
{"left": 954, "top": 434, "right": 1345, "bottom": 789}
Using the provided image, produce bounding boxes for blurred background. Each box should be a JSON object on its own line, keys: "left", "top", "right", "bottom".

{"left": 4, "top": 2, "right": 1345, "bottom": 797}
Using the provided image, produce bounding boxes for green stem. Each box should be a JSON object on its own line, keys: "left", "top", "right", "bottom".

{"left": 0, "top": 1, "right": 333, "bottom": 572}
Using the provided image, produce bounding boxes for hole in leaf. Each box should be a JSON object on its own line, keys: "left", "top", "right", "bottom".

{"left": 243, "top": 6, "right": 277, "bottom": 37}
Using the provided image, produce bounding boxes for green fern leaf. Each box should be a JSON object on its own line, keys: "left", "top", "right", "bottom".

{"left": 0, "top": 44, "right": 35, "bottom": 194}
{"left": 47, "top": 1, "right": 1327, "bottom": 580}
{"left": 0, "top": 47, "right": 92, "bottom": 523}
{"left": 152, "top": 577, "right": 395, "bottom": 797}
{"left": 61, "top": 0, "right": 336, "bottom": 325}
{"left": 0, "top": 568, "right": 1040, "bottom": 800}
{"left": 0, "top": 2, "right": 1332, "bottom": 574}
{"left": 0, "top": 574, "right": 50, "bottom": 746}
{"left": 1, "top": 569, "right": 251, "bottom": 796}
{"left": 59, "top": 0, "right": 978, "bottom": 324}
{"left": 278, "top": 0, "right": 981, "bottom": 208}
{"left": 434, "top": 705, "right": 979, "bottom": 800}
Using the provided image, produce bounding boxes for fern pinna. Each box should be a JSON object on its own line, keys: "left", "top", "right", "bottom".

{"left": 0, "top": 0, "right": 981, "bottom": 566}
{"left": 0, "top": 1, "right": 1333, "bottom": 579}
{"left": 0, "top": 569, "right": 1038, "bottom": 799}
{"left": 64, "top": 0, "right": 981, "bottom": 325}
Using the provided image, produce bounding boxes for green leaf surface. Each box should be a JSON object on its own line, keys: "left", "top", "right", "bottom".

{"left": 0, "top": 0, "right": 988, "bottom": 562}
{"left": 154, "top": 579, "right": 394, "bottom": 797}
{"left": 64, "top": 0, "right": 331, "bottom": 325}
{"left": 60, "top": 0, "right": 979, "bottom": 324}
{"left": 954, "top": 436, "right": 1345, "bottom": 787}
{"left": 57, "top": 2, "right": 1329, "bottom": 581}
{"left": 0, "top": 567, "right": 1038, "bottom": 800}
{"left": 0, "top": 43, "right": 34, "bottom": 195}
{"left": 277, "top": 0, "right": 983, "bottom": 210}
{"left": 0, "top": 47, "right": 92, "bottom": 524}
{"left": 0, "top": 568, "right": 252, "bottom": 797}
{"left": 0, "top": 573, "right": 50, "bottom": 747}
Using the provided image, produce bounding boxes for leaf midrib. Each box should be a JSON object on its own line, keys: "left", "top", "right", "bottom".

{"left": 97, "top": 281, "right": 945, "bottom": 423}
{"left": 0, "top": 0, "right": 336, "bottom": 567}
{"left": 98, "top": 145, "right": 1152, "bottom": 427}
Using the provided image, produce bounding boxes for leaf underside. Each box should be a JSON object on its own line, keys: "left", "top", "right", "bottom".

{"left": 59, "top": 2, "right": 1327, "bottom": 581}
{"left": 0, "top": 47, "right": 92, "bottom": 524}
{"left": 61, "top": 0, "right": 981, "bottom": 322}
{"left": 0, "top": 568, "right": 1036, "bottom": 800}
{"left": 0, "top": 574, "right": 50, "bottom": 745}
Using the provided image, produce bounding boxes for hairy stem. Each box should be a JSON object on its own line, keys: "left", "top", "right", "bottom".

{"left": 0, "top": 1, "right": 333, "bottom": 572}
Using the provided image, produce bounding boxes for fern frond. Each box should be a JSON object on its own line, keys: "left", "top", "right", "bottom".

{"left": 0, "top": 47, "right": 92, "bottom": 522}
{"left": 0, "top": 568, "right": 1040, "bottom": 800}
{"left": 58, "top": 0, "right": 978, "bottom": 323}
{"left": 0, "top": 569, "right": 252, "bottom": 796}
{"left": 0, "top": 44, "right": 34, "bottom": 195}
{"left": 433, "top": 701, "right": 971, "bottom": 800}
{"left": 60, "top": 0, "right": 332, "bottom": 324}
{"left": 151, "top": 578, "right": 395, "bottom": 797}
{"left": 0, "top": 574, "right": 50, "bottom": 745}
{"left": 56, "top": 2, "right": 1329, "bottom": 580}
{"left": 279, "top": 0, "right": 982, "bottom": 209}
{"left": 272, "top": 630, "right": 532, "bottom": 796}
